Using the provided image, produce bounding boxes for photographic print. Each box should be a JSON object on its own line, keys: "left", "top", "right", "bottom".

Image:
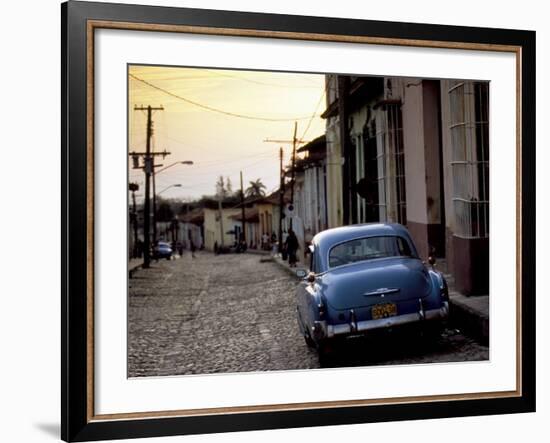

{"left": 62, "top": 3, "right": 535, "bottom": 440}
{"left": 127, "top": 65, "right": 490, "bottom": 377}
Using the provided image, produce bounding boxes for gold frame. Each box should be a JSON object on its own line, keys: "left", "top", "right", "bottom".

{"left": 86, "top": 20, "right": 523, "bottom": 423}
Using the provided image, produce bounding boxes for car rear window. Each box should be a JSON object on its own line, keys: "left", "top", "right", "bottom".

{"left": 328, "top": 236, "right": 415, "bottom": 268}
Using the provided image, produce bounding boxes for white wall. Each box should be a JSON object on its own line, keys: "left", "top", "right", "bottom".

{"left": 402, "top": 78, "right": 429, "bottom": 223}
{"left": 0, "top": 1, "right": 546, "bottom": 443}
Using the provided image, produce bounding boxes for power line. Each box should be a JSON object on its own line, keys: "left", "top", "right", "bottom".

{"left": 200, "top": 69, "right": 323, "bottom": 89}
{"left": 129, "top": 73, "right": 322, "bottom": 122}
{"left": 300, "top": 89, "right": 326, "bottom": 142}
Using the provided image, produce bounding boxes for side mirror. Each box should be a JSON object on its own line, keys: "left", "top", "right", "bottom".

{"left": 295, "top": 269, "right": 307, "bottom": 278}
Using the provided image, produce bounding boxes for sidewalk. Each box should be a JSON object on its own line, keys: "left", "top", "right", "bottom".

{"left": 128, "top": 258, "right": 143, "bottom": 278}
{"left": 437, "top": 261, "right": 489, "bottom": 345}
{"left": 448, "top": 292, "right": 489, "bottom": 345}
{"left": 272, "top": 254, "right": 489, "bottom": 345}
{"left": 272, "top": 254, "right": 306, "bottom": 278}
{"left": 128, "top": 254, "right": 184, "bottom": 278}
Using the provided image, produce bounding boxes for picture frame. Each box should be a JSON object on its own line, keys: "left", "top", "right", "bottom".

{"left": 61, "top": 1, "right": 536, "bottom": 441}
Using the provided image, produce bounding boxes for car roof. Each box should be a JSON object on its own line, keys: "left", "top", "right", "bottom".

{"left": 312, "top": 223, "right": 418, "bottom": 272}
{"left": 313, "top": 223, "right": 410, "bottom": 245}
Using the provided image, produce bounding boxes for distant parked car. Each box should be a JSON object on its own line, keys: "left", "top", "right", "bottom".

{"left": 153, "top": 241, "right": 173, "bottom": 260}
{"left": 295, "top": 223, "right": 449, "bottom": 360}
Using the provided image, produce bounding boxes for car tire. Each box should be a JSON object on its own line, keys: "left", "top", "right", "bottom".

{"left": 304, "top": 329, "right": 316, "bottom": 348}
{"left": 317, "top": 341, "right": 334, "bottom": 367}
{"left": 422, "top": 323, "right": 443, "bottom": 342}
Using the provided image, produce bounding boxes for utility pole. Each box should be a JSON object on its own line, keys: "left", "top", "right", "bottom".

{"left": 132, "top": 105, "right": 165, "bottom": 268}
{"left": 240, "top": 171, "right": 246, "bottom": 244}
{"left": 289, "top": 121, "right": 298, "bottom": 230}
{"left": 129, "top": 183, "right": 139, "bottom": 258}
{"left": 152, "top": 166, "right": 157, "bottom": 242}
{"left": 152, "top": 162, "right": 164, "bottom": 242}
{"left": 264, "top": 122, "right": 304, "bottom": 233}
{"left": 278, "top": 147, "right": 285, "bottom": 253}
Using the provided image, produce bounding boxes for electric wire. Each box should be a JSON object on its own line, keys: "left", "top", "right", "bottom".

{"left": 129, "top": 73, "right": 322, "bottom": 122}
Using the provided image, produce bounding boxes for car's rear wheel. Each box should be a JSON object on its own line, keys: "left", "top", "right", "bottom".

{"left": 422, "top": 323, "right": 444, "bottom": 342}
{"left": 317, "top": 340, "right": 335, "bottom": 367}
{"left": 304, "top": 329, "right": 316, "bottom": 348}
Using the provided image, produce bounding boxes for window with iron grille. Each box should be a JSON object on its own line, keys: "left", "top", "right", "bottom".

{"left": 449, "top": 81, "right": 489, "bottom": 238}
{"left": 385, "top": 103, "right": 407, "bottom": 225}
{"left": 354, "top": 105, "right": 405, "bottom": 225}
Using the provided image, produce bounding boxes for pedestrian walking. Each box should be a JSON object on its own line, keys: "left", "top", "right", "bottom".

{"left": 190, "top": 240, "right": 196, "bottom": 258}
{"left": 285, "top": 228, "right": 299, "bottom": 267}
{"left": 281, "top": 230, "right": 288, "bottom": 260}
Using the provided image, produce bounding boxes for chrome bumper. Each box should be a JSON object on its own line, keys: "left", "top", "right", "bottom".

{"left": 312, "top": 302, "right": 449, "bottom": 340}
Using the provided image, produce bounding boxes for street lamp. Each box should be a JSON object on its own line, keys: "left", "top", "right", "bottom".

{"left": 153, "top": 160, "right": 193, "bottom": 242}
{"left": 156, "top": 160, "right": 194, "bottom": 174}
{"left": 158, "top": 183, "right": 182, "bottom": 195}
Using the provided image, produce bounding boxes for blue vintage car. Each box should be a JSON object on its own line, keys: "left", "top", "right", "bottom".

{"left": 295, "top": 223, "right": 449, "bottom": 359}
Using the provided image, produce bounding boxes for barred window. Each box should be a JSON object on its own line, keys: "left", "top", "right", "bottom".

{"left": 385, "top": 104, "right": 407, "bottom": 225}
{"left": 449, "top": 81, "right": 489, "bottom": 238}
{"left": 374, "top": 104, "right": 406, "bottom": 225}
{"left": 354, "top": 105, "right": 406, "bottom": 226}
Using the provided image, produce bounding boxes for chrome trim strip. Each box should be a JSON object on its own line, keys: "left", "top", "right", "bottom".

{"left": 362, "top": 287, "right": 401, "bottom": 297}
{"left": 326, "top": 304, "right": 449, "bottom": 338}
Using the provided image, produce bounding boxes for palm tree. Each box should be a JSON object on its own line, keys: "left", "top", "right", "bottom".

{"left": 245, "top": 179, "right": 267, "bottom": 198}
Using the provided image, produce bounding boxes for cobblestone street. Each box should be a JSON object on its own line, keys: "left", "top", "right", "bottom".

{"left": 128, "top": 252, "right": 488, "bottom": 377}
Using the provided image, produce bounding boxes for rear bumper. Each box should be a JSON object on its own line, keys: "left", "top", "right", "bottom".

{"left": 312, "top": 302, "right": 449, "bottom": 340}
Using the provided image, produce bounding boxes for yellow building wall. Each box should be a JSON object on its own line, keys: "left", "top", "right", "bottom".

{"left": 203, "top": 207, "right": 242, "bottom": 250}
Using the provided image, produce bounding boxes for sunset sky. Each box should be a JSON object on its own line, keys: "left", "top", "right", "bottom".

{"left": 128, "top": 65, "right": 326, "bottom": 201}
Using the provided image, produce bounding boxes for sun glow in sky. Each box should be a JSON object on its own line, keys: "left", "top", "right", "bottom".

{"left": 128, "top": 65, "right": 326, "bottom": 201}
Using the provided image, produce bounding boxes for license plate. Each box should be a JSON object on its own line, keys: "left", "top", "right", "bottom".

{"left": 372, "top": 303, "right": 397, "bottom": 320}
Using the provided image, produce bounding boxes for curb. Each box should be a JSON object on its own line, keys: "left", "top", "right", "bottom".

{"left": 244, "top": 249, "right": 272, "bottom": 256}
{"left": 129, "top": 261, "right": 143, "bottom": 278}
{"left": 448, "top": 293, "right": 489, "bottom": 345}
{"left": 272, "top": 255, "right": 307, "bottom": 279}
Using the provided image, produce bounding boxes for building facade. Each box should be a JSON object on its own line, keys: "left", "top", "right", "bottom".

{"left": 323, "top": 74, "right": 489, "bottom": 295}
{"left": 203, "top": 207, "right": 242, "bottom": 251}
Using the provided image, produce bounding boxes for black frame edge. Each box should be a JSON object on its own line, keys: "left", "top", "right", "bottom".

{"left": 520, "top": 31, "right": 536, "bottom": 413}
{"left": 61, "top": 1, "right": 68, "bottom": 441}
{"left": 63, "top": 1, "right": 91, "bottom": 441}
{"left": 62, "top": 1, "right": 536, "bottom": 441}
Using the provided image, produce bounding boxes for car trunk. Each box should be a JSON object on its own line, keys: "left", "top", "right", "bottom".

{"left": 319, "top": 257, "right": 432, "bottom": 311}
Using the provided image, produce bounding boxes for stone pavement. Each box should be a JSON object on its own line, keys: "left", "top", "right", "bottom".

{"left": 128, "top": 251, "right": 318, "bottom": 377}
{"left": 128, "top": 252, "right": 488, "bottom": 376}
